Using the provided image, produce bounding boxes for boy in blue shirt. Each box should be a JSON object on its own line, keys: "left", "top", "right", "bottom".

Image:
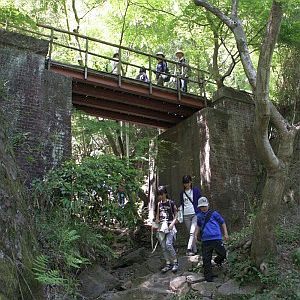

{"left": 195, "top": 197, "right": 229, "bottom": 282}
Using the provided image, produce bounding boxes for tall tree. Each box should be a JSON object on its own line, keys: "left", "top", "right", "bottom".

{"left": 194, "top": 0, "right": 300, "bottom": 267}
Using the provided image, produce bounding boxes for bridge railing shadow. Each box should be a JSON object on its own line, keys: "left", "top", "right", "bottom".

{"left": 1, "top": 21, "right": 216, "bottom": 100}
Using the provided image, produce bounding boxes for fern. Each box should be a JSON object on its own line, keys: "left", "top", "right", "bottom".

{"left": 59, "top": 229, "right": 80, "bottom": 247}
{"left": 65, "top": 252, "right": 90, "bottom": 269}
{"left": 33, "top": 255, "right": 67, "bottom": 286}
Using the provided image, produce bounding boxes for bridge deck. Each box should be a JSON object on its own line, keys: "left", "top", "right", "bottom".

{"left": 50, "top": 62, "right": 208, "bottom": 128}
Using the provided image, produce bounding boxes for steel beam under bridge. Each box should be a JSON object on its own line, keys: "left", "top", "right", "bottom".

{"left": 50, "top": 62, "right": 208, "bottom": 128}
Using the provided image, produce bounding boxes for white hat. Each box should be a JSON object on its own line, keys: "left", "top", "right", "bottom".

{"left": 156, "top": 51, "right": 165, "bottom": 58}
{"left": 175, "top": 49, "right": 184, "bottom": 55}
{"left": 197, "top": 197, "right": 209, "bottom": 207}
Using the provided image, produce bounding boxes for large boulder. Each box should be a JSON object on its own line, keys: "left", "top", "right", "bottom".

{"left": 216, "top": 279, "right": 258, "bottom": 299}
{"left": 79, "top": 265, "right": 121, "bottom": 299}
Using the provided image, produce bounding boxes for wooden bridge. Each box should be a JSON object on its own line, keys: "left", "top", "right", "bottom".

{"left": 4, "top": 23, "right": 216, "bottom": 128}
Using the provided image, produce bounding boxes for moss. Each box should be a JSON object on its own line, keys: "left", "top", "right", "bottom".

{"left": 0, "top": 259, "right": 18, "bottom": 299}
{"left": 292, "top": 248, "right": 300, "bottom": 267}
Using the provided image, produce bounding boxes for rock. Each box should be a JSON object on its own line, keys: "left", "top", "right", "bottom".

{"left": 169, "top": 275, "right": 186, "bottom": 291}
{"left": 145, "top": 255, "right": 163, "bottom": 273}
{"left": 99, "top": 287, "right": 174, "bottom": 300}
{"left": 186, "top": 273, "right": 205, "bottom": 284}
{"left": 121, "top": 280, "right": 133, "bottom": 290}
{"left": 78, "top": 265, "right": 121, "bottom": 299}
{"left": 216, "top": 279, "right": 258, "bottom": 299}
{"left": 178, "top": 255, "right": 200, "bottom": 272}
{"left": 191, "top": 281, "right": 218, "bottom": 298}
{"left": 114, "top": 247, "right": 147, "bottom": 268}
{"left": 169, "top": 275, "right": 189, "bottom": 297}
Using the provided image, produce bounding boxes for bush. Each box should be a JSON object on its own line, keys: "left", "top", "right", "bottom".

{"left": 33, "top": 210, "right": 116, "bottom": 295}
{"left": 33, "top": 155, "right": 143, "bottom": 227}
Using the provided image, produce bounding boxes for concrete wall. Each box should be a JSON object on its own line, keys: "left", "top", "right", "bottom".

{"left": 0, "top": 29, "right": 72, "bottom": 184}
{"left": 158, "top": 87, "right": 260, "bottom": 230}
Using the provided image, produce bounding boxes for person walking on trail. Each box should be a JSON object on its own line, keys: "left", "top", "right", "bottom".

{"left": 136, "top": 66, "right": 149, "bottom": 82}
{"left": 155, "top": 185, "right": 179, "bottom": 273}
{"left": 155, "top": 52, "right": 169, "bottom": 86}
{"left": 174, "top": 50, "right": 188, "bottom": 92}
{"left": 194, "top": 197, "right": 229, "bottom": 282}
{"left": 179, "top": 175, "right": 202, "bottom": 256}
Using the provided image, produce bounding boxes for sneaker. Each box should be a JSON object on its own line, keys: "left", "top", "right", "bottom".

{"left": 171, "top": 261, "right": 179, "bottom": 273}
{"left": 186, "top": 250, "right": 195, "bottom": 256}
{"left": 161, "top": 264, "right": 172, "bottom": 273}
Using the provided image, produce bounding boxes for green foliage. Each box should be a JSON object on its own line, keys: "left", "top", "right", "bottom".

{"left": 0, "top": 5, "right": 35, "bottom": 28}
{"left": 33, "top": 155, "right": 143, "bottom": 227}
{"left": 33, "top": 209, "right": 115, "bottom": 294}
{"left": 227, "top": 211, "right": 300, "bottom": 299}
{"left": 275, "top": 223, "right": 300, "bottom": 245}
{"left": 33, "top": 255, "right": 68, "bottom": 286}
{"left": 292, "top": 248, "right": 300, "bottom": 267}
{"left": 279, "top": 2, "right": 300, "bottom": 47}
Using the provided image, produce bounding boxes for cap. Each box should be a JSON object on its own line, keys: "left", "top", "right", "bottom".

{"left": 182, "top": 175, "right": 192, "bottom": 184}
{"left": 156, "top": 51, "right": 165, "bottom": 58}
{"left": 175, "top": 49, "right": 184, "bottom": 55}
{"left": 157, "top": 185, "right": 168, "bottom": 195}
{"left": 197, "top": 197, "right": 209, "bottom": 207}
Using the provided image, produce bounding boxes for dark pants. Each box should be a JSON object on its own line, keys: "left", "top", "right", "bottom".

{"left": 202, "top": 240, "right": 226, "bottom": 281}
{"left": 177, "top": 77, "right": 187, "bottom": 92}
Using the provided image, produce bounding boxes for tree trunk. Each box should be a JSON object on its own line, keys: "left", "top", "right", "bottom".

{"left": 251, "top": 119, "right": 297, "bottom": 265}
{"left": 251, "top": 169, "right": 286, "bottom": 263}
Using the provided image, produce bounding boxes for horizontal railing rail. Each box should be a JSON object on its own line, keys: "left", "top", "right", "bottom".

{"left": 1, "top": 21, "right": 217, "bottom": 100}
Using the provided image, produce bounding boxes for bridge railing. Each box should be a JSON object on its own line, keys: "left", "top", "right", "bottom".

{"left": 1, "top": 22, "right": 216, "bottom": 100}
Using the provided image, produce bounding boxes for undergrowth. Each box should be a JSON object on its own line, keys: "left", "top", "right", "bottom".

{"left": 227, "top": 210, "right": 300, "bottom": 299}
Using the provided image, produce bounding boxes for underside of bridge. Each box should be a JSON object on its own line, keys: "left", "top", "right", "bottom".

{"left": 50, "top": 62, "right": 208, "bottom": 128}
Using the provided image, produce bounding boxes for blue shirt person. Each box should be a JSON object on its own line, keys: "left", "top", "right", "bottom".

{"left": 195, "top": 197, "right": 229, "bottom": 282}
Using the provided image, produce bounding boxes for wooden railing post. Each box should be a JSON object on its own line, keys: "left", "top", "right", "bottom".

{"left": 177, "top": 74, "right": 181, "bottom": 101}
{"left": 118, "top": 48, "right": 122, "bottom": 87}
{"left": 84, "top": 38, "right": 88, "bottom": 79}
{"left": 148, "top": 55, "right": 152, "bottom": 95}
{"left": 47, "top": 28, "right": 54, "bottom": 70}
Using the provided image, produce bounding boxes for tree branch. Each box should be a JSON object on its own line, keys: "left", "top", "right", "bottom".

{"left": 194, "top": 0, "right": 236, "bottom": 28}
{"left": 256, "top": 2, "right": 283, "bottom": 105}
{"left": 231, "top": 0, "right": 238, "bottom": 18}
{"left": 254, "top": 1, "right": 283, "bottom": 169}
{"left": 194, "top": 0, "right": 257, "bottom": 89}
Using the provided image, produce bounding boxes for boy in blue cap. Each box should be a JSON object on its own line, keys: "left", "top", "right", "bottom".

{"left": 195, "top": 197, "right": 229, "bottom": 282}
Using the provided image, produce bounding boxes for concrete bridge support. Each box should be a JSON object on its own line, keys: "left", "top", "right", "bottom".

{"left": 158, "top": 87, "right": 260, "bottom": 230}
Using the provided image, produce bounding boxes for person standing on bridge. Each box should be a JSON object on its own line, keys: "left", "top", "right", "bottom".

{"left": 110, "top": 52, "right": 125, "bottom": 75}
{"left": 136, "top": 67, "right": 149, "bottom": 82}
{"left": 174, "top": 50, "right": 189, "bottom": 92}
{"left": 155, "top": 52, "right": 169, "bottom": 87}
{"left": 179, "top": 175, "right": 202, "bottom": 256}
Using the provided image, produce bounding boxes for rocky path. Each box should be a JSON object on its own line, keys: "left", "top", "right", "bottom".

{"left": 77, "top": 246, "right": 258, "bottom": 300}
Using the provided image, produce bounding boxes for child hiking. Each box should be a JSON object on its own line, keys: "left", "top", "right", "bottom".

{"left": 179, "top": 175, "right": 202, "bottom": 256}
{"left": 194, "top": 197, "right": 229, "bottom": 282}
{"left": 155, "top": 186, "right": 179, "bottom": 273}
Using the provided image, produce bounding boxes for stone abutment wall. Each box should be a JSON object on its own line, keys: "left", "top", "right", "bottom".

{"left": 0, "top": 29, "right": 72, "bottom": 184}
{"left": 158, "top": 87, "right": 260, "bottom": 231}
